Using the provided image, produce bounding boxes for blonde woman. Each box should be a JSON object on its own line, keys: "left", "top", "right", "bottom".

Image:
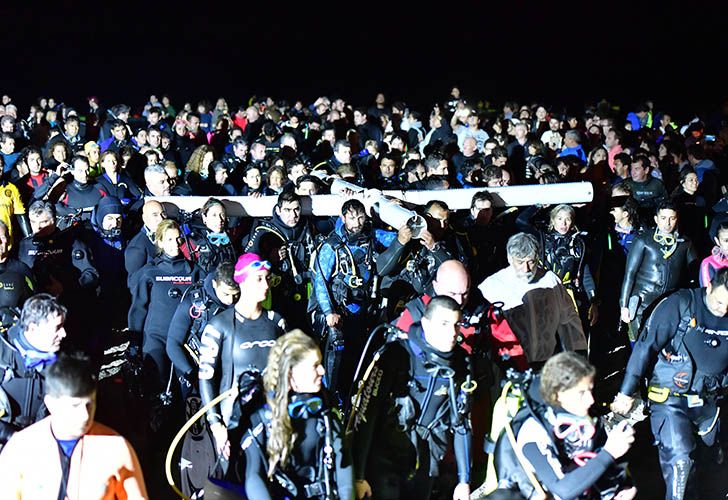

{"left": 241, "top": 330, "right": 354, "bottom": 499}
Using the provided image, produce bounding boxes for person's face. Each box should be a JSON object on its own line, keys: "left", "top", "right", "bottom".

{"left": 233, "top": 143, "right": 248, "bottom": 158}
{"left": 244, "top": 169, "right": 262, "bottom": 190}
{"left": 99, "top": 213, "right": 121, "bottom": 232}
{"left": 715, "top": 229, "right": 728, "bottom": 254}
{"left": 188, "top": 116, "right": 200, "bottom": 132}
{"left": 556, "top": 376, "right": 595, "bottom": 417}
{"left": 65, "top": 120, "right": 79, "bottom": 138}
{"left": 354, "top": 110, "right": 365, "bottom": 126}
{"left": 654, "top": 209, "right": 678, "bottom": 234}
{"left": 509, "top": 254, "right": 538, "bottom": 282}
{"left": 161, "top": 135, "right": 171, "bottom": 149}
{"left": 160, "top": 227, "right": 181, "bottom": 257}
{"left": 342, "top": 210, "right": 366, "bottom": 235}
{"left": 630, "top": 161, "right": 648, "bottom": 182}
{"left": 682, "top": 173, "right": 699, "bottom": 194}
{"left": 27, "top": 313, "right": 66, "bottom": 352}
{"left": 289, "top": 164, "right": 307, "bottom": 183}
{"left": 605, "top": 130, "right": 617, "bottom": 148}
{"left": 432, "top": 274, "right": 470, "bottom": 305}
{"left": 427, "top": 206, "right": 449, "bottom": 232}
{"left": 535, "top": 106, "right": 547, "bottom": 120}
{"left": 552, "top": 210, "right": 573, "bottom": 235}
{"left": 471, "top": 199, "right": 493, "bottom": 225}
{"left": 705, "top": 282, "right": 728, "bottom": 317}
{"left": 72, "top": 161, "right": 90, "bottom": 184}
{"left": 500, "top": 170, "right": 511, "bottom": 186}
{"left": 610, "top": 206, "right": 627, "bottom": 225}
{"left": 462, "top": 138, "right": 477, "bottom": 155}
{"left": 239, "top": 269, "right": 270, "bottom": 304}
{"left": 549, "top": 118, "right": 560, "bottom": 131}
{"left": 87, "top": 146, "right": 100, "bottom": 164}
{"left": 493, "top": 155, "right": 508, "bottom": 167}
{"left": 111, "top": 125, "right": 126, "bottom": 142}
{"left": 567, "top": 117, "right": 578, "bottom": 128}
{"left": 467, "top": 114, "right": 480, "bottom": 128}
{"left": 290, "top": 349, "right": 325, "bottom": 394}
{"left": 0, "top": 226, "right": 9, "bottom": 260}
{"left": 407, "top": 165, "right": 426, "bottom": 183}
{"left": 203, "top": 204, "right": 226, "bottom": 233}
{"left": 147, "top": 172, "right": 171, "bottom": 196}
{"left": 202, "top": 151, "right": 214, "bottom": 170}
{"left": 591, "top": 148, "right": 607, "bottom": 164}
{"left": 142, "top": 202, "right": 166, "bottom": 231}
{"left": 29, "top": 210, "right": 55, "bottom": 235}
{"left": 52, "top": 145, "right": 67, "bottom": 163}
{"left": 214, "top": 168, "right": 228, "bottom": 185}
{"left": 379, "top": 159, "right": 396, "bottom": 178}
{"left": 251, "top": 144, "right": 266, "bottom": 161}
{"left": 296, "top": 181, "right": 318, "bottom": 196}
{"left": 514, "top": 125, "right": 527, "bottom": 140}
{"left": 148, "top": 130, "right": 161, "bottom": 148}
{"left": 148, "top": 112, "right": 160, "bottom": 125}
{"left": 422, "top": 307, "right": 461, "bottom": 353}
{"left": 45, "top": 392, "right": 96, "bottom": 440}
{"left": 276, "top": 200, "right": 301, "bottom": 227}
{"left": 0, "top": 137, "right": 14, "bottom": 154}
{"left": 268, "top": 170, "right": 284, "bottom": 190}
{"left": 433, "top": 160, "right": 448, "bottom": 176}
{"left": 212, "top": 280, "right": 239, "bottom": 306}
{"left": 334, "top": 145, "right": 351, "bottom": 164}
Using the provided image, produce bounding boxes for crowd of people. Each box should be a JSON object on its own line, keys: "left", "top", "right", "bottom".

{"left": 0, "top": 89, "right": 726, "bottom": 499}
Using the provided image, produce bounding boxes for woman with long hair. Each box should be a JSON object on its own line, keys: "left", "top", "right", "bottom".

{"left": 185, "top": 144, "right": 215, "bottom": 195}
{"left": 242, "top": 330, "right": 354, "bottom": 499}
{"left": 128, "top": 219, "right": 202, "bottom": 392}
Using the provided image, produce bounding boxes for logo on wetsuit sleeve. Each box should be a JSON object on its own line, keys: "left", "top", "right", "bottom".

{"left": 198, "top": 325, "right": 221, "bottom": 380}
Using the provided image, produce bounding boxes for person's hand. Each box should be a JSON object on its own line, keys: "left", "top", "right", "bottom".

{"left": 620, "top": 307, "right": 631, "bottom": 324}
{"left": 452, "top": 482, "right": 470, "bottom": 500}
{"left": 610, "top": 393, "right": 634, "bottom": 415}
{"left": 603, "top": 420, "right": 635, "bottom": 459}
{"left": 278, "top": 246, "right": 288, "bottom": 261}
{"left": 588, "top": 303, "right": 599, "bottom": 326}
{"left": 326, "top": 313, "right": 341, "bottom": 328}
{"left": 210, "top": 422, "right": 230, "bottom": 459}
{"left": 614, "top": 486, "right": 637, "bottom": 500}
{"left": 419, "top": 229, "right": 436, "bottom": 251}
{"left": 249, "top": 191, "right": 262, "bottom": 198}
{"left": 397, "top": 224, "right": 413, "bottom": 245}
{"left": 355, "top": 479, "right": 372, "bottom": 499}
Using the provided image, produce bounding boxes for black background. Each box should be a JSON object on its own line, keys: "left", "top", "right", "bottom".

{"left": 2, "top": 2, "right": 726, "bottom": 118}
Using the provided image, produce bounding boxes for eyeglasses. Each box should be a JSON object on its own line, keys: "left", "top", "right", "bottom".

{"left": 287, "top": 396, "right": 324, "bottom": 418}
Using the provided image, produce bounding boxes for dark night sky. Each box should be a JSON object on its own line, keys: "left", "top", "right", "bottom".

{"left": 2, "top": 2, "right": 726, "bottom": 119}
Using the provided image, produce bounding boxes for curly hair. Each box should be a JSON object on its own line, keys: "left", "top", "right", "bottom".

{"left": 186, "top": 144, "right": 214, "bottom": 174}
{"left": 263, "top": 330, "right": 320, "bottom": 478}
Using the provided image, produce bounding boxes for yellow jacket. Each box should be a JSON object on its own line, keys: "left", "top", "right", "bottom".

{"left": 0, "top": 417, "right": 147, "bottom": 499}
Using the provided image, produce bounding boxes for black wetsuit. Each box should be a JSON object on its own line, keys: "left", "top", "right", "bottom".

{"left": 166, "top": 274, "right": 231, "bottom": 379}
{"left": 350, "top": 324, "right": 471, "bottom": 499}
{"left": 241, "top": 397, "right": 354, "bottom": 499}
{"left": 0, "top": 259, "right": 35, "bottom": 309}
{"left": 198, "top": 307, "right": 286, "bottom": 427}
{"left": 620, "top": 288, "right": 728, "bottom": 499}
{"left": 128, "top": 254, "right": 202, "bottom": 385}
{"left": 124, "top": 227, "right": 156, "bottom": 285}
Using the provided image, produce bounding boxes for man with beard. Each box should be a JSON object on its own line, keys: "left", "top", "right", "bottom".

{"left": 478, "top": 232, "right": 586, "bottom": 371}
{"left": 245, "top": 192, "right": 316, "bottom": 329}
{"left": 310, "top": 199, "right": 405, "bottom": 401}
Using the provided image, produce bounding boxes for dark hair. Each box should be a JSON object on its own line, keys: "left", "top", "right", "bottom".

{"left": 404, "top": 159, "right": 424, "bottom": 174}
{"left": 471, "top": 190, "right": 494, "bottom": 209}
{"left": 540, "top": 352, "right": 595, "bottom": 407}
{"left": 213, "top": 261, "right": 237, "bottom": 289}
{"left": 424, "top": 200, "right": 449, "bottom": 213}
{"left": 614, "top": 152, "right": 632, "bottom": 166}
{"left": 201, "top": 197, "right": 226, "bottom": 217}
{"left": 19, "top": 293, "right": 67, "bottom": 332}
{"left": 341, "top": 199, "right": 366, "bottom": 216}
{"left": 656, "top": 199, "right": 677, "bottom": 215}
{"left": 276, "top": 190, "right": 301, "bottom": 208}
{"left": 633, "top": 154, "right": 651, "bottom": 171}
{"left": 45, "top": 351, "right": 97, "bottom": 398}
{"left": 423, "top": 295, "right": 461, "bottom": 320}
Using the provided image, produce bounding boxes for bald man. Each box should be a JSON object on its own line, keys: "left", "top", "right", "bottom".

{"left": 124, "top": 200, "right": 167, "bottom": 283}
{"left": 394, "top": 259, "right": 470, "bottom": 332}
